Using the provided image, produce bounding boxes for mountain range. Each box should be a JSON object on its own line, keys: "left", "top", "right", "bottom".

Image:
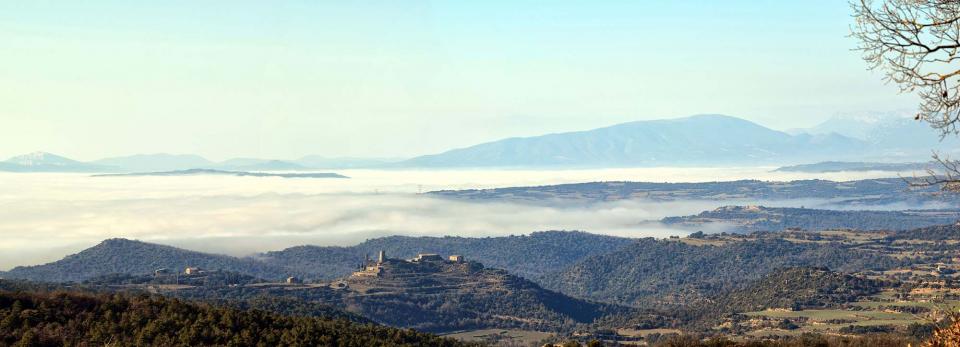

{"left": 400, "top": 114, "right": 869, "bottom": 167}
{"left": 0, "top": 152, "right": 397, "bottom": 173}
{"left": 796, "top": 111, "right": 960, "bottom": 157}
{"left": 4, "top": 113, "right": 955, "bottom": 171}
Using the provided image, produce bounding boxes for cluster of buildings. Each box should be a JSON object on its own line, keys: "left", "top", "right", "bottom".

{"left": 154, "top": 267, "right": 206, "bottom": 276}
{"left": 352, "top": 250, "right": 466, "bottom": 277}
{"left": 166, "top": 249, "right": 469, "bottom": 284}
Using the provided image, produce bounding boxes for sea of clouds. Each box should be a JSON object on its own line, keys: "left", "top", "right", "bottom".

{"left": 0, "top": 167, "right": 909, "bottom": 270}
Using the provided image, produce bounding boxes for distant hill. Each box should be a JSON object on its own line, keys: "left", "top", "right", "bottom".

{"left": 0, "top": 152, "right": 113, "bottom": 172}
{"left": 258, "top": 231, "right": 635, "bottom": 281}
{"left": 400, "top": 114, "right": 868, "bottom": 168}
{"left": 775, "top": 161, "right": 932, "bottom": 173}
{"left": 430, "top": 177, "right": 956, "bottom": 207}
{"left": 3, "top": 239, "right": 287, "bottom": 282}
{"left": 893, "top": 223, "right": 960, "bottom": 240}
{"left": 322, "top": 256, "right": 629, "bottom": 332}
{"left": 170, "top": 256, "right": 633, "bottom": 333}
{"left": 4, "top": 231, "right": 632, "bottom": 283}
{"left": 93, "top": 153, "right": 213, "bottom": 172}
{"left": 92, "top": 168, "right": 348, "bottom": 179}
{"left": 669, "top": 267, "right": 886, "bottom": 329}
{"left": 661, "top": 205, "right": 960, "bottom": 233}
{"left": 715, "top": 267, "right": 882, "bottom": 312}
{"left": 541, "top": 238, "right": 901, "bottom": 307}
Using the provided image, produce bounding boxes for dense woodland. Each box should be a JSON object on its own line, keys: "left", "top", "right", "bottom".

{"left": 0, "top": 289, "right": 472, "bottom": 347}
{"left": 542, "top": 238, "right": 903, "bottom": 307}
{"left": 892, "top": 223, "right": 960, "bottom": 241}
{"left": 713, "top": 267, "right": 884, "bottom": 313}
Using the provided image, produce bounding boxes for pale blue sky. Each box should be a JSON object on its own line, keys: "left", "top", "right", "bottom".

{"left": 0, "top": 1, "right": 917, "bottom": 160}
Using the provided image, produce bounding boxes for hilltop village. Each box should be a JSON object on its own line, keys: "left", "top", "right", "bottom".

{"left": 352, "top": 250, "right": 466, "bottom": 278}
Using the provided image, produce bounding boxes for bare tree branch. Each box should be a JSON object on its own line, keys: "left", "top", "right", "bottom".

{"left": 852, "top": 0, "right": 960, "bottom": 192}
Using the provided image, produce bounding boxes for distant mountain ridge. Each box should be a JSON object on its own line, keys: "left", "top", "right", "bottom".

{"left": 400, "top": 114, "right": 868, "bottom": 168}
{"left": 0, "top": 152, "right": 391, "bottom": 173}
{"left": 797, "top": 112, "right": 960, "bottom": 159}
{"left": 5, "top": 113, "right": 953, "bottom": 171}
{"left": 661, "top": 205, "right": 960, "bottom": 233}
{"left": 92, "top": 168, "right": 348, "bottom": 179}
{"left": 7, "top": 113, "right": 954, "bottom": 171}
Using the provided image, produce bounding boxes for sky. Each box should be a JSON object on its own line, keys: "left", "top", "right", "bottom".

{"left": 0, "top": 1, "right": 919, "bottom": 161}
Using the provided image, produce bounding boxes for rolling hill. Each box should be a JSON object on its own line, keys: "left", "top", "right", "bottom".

{"left": 169, "top": 255, "right": 635, "bottom": 333}
{"left": 540, "top": 237, "right": 900, "bottom": 307}
{"left": 2, "top": 238, "right": 287, "bottom": 282}
{"left": 714, "top": 267, "right": 883, "bottom": 312}
{"left": 2, "top": 231, "right": 633, "bottom": 283}
{"left": 330, "top": 256, "right": 629, "bottom": 332}
{"left": 258, "top": 231, "right": 635, "bottom": 281}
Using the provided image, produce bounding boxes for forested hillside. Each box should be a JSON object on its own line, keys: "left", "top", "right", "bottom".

{"left": 3, "top": 231, "right": 632, "bottom": 283}
{"left": 257, "top": 231, "right": 635, "bottom": 281}
{"left": 2, "top": 239, "right": 288, "bottom": 282}
{"left": 166, "top": 259, "right": 640, "bottom": 333}
{"left": 0, "top": 289, "right": 471, "bottom": 347}
{"left": 542, "top": 238, "right": 901, "bottom": 307}
{"left": 714, "top": 267, "right": 883, "bottom": 312}
{"left": 894, "top": 223, "right": 960, "bottom": 240}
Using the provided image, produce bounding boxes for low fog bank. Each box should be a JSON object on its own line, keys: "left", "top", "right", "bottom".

{"left": 0, "top": 168, "right": 920, "bottom": 270}
{"left": 0, "top": 192, "right": 711, "bottom": 270}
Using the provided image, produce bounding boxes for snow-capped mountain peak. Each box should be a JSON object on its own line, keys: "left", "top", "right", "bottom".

{"left": 4, "top": 151, "right": 80, "bottom": 167}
